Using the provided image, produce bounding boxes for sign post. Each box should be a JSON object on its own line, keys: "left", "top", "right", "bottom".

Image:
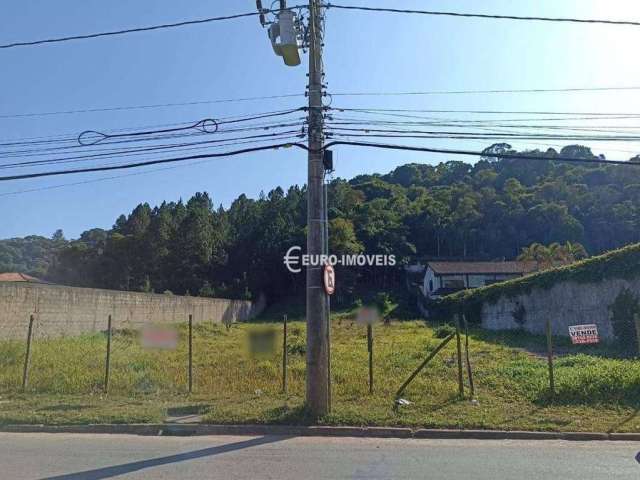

{"left": 635, "top": 314, "right": 640, "bottom": 355}
{"left": 357, "top": 307, "right": 379, "bottom": 394}
{"left": 367, "top": 324, "right": 373, "bottom": 394}
{"left": 546, "top": 319, "right": 555, "bottom": 395}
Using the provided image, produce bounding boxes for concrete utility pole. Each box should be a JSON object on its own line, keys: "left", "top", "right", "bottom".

{"left": 306, "top": 0, "right": 329, "bottom": 416}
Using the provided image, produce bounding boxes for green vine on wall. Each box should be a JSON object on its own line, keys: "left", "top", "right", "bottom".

{"left": 435, "top": 243, "right": 640, "bottom": 322}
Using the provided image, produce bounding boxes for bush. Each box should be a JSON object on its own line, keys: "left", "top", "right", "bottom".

{"left": 375, "top": 292, "right": 396, "bottom": 318}
{"left": 433, "top": 324, "right": 456, "bottom": 339}
{"left": 287, "top": 338, "right": 306, "bottom": 356}
{"left": 609, "top": 288, "right": 640, "bottom": 355}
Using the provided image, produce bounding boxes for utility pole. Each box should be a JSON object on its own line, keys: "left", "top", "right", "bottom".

{"left": 306, "top": 0, "right": 329, "bottom": 416}
{"left": 258, "top": 0, "right": 329, "bottom": 417}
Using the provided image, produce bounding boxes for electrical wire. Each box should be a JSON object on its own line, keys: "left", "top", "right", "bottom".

{"left": 0, "top": 6, "right": 308, "bottom": 49}
{"left": 326, "top": 130, "right": 640, "bottom": 143}
{"left": 0, "top": 108, "right": 306, "bottom": 148}
{"left": 0, "top": 110, "right": 306, "bottom": 157}
{"left": 325, "top": 4, "right": 640, "bottom": 27}
{"left": 75, "top": 108, "right": 304, "bottom": 145}
{"left": 0, "top": 142, "right": 308, "bottom": 181}
{"left": 0, "top": 137, "right": 300, "bottom": 196}
{"left": 326, "top": 117, "right": 640, "bottom": 135}
{"left": 323, "top": 140, "right": 639, "bottom": 166}
{"left": 0, "top": 95, "right": 305, "bottom": 120}
{"left": 77, "top": 118, "right": 218, "bottom": 146}
{"left": 330, "top": 86, "right": 640, "bottom": 97}
{"left": 0, "top": 130, "right": 305, "bottom": 170}
{"left": 0, "top": 120, "right": 306, "bottom": 160}
{"left": 333, "top": 107, "right": 640, "bottom": 117}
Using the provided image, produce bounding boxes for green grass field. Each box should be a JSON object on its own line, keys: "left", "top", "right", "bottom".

{"left": 1, "top": 314, "right": 639, "bottom": 432}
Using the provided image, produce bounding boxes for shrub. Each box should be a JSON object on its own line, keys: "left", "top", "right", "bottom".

{"left": 609, "top": 288, "right": 640, "bottom": 355}
{"left": 433, "top": 324, "right": 456, "bottom": 339}
{"left": 375, "top": 292, "right": 396, "bottom": 318}
{"left": 287, "top": 338, "right": 306, "bottom": 355}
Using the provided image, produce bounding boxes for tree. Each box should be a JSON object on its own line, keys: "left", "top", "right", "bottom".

{"left": 518, "top": 241, "right": 588, "bottom": 270}
{"left": 14, "top": 143, "right": 637, "bottom": 305}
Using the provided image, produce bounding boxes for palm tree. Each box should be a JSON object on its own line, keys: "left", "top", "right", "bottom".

{"left": 518, "top": 241, "right": 588, "bottom": 270}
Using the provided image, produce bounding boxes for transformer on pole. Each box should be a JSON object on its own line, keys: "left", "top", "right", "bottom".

{"left": 257, "top": 0, "right": 331, "bottom": 416}
{"left": 257, "top": 0, "right": 303, "bottom": 67}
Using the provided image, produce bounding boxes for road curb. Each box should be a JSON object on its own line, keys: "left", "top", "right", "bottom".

{"left": 1, "top": 424, "right": 638, "bottom": 440}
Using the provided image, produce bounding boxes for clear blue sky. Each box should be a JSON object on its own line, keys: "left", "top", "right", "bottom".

{"left": 1, "top": 0, "right": 639, "bottom": 239}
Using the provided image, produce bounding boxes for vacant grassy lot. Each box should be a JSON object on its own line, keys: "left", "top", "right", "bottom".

{"left": 1, "top": 315, "right": 639, "bottom": 432}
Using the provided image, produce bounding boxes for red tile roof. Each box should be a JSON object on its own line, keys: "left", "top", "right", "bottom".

{"left": 427, "top": 261, "right": 537, "bottom": 275}
{"left": 0, "top": 272, "right": 45, "bottom": 283}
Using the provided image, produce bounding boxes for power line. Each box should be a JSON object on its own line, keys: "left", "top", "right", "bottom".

{"left": 323, "top": 140, "right": 639, "bottom": 166}
{"left": 330, "top": 86, "right": 640, "bottom": 97}
{"left": 326, "top": 4, "right": 640, "bottom": 27}
{"left": 326, "top": 130, "right": 640, "bottom": 143}
{"left": 0, "top": 154, "right": 255, "bottom": 197}
{"left": 75, "top": 108, "right": 304, "bottom": 145}
{"left": 334, "top": 107, "right": 640, "bottom": 116}
{"left": 0, "top": 130, "right": 305, "bottom": 170}
{"left": 0, "top": 142, "right": 308, "bottom": 181}
{"left": 0, "top": 7, "right": 307, "bottom": 49}
{"left": 0, "top": 96, "right": 304, "bottom": 119}
{"left": 326, "top": 118, "right": 640, "bottom": 135}
{"left": 0, "top": 111, "right": 306, "bottom": 157}
{"left": 0, "top": 108, "right": 306, "bottom": 148}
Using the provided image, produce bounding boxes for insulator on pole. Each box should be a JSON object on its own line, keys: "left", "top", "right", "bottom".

{"left": 256, "top": 1, "right": 266, "bottom": 26}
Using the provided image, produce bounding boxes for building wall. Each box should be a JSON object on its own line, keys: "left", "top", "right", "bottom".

{"left": 0, "top": 282, "right": 261, "bottom": 340}
{"left": 423, "top": 270, "right": 523, "bottom": 297}
{"left": 481, "top": 276, "right": 640, "bottom": 339}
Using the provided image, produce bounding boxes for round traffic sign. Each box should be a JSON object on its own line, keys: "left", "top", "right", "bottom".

{"left": 323, "top": 264, "right": 335, "bottom": 295}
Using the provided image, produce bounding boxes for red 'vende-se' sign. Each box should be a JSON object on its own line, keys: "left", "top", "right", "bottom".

{"left": 568, "top": 324, "right": 599, "bottom": 344}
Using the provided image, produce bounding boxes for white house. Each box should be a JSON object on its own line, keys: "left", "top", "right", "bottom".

{"left": 422, "top": 261, "right": 537, "bottom": 299}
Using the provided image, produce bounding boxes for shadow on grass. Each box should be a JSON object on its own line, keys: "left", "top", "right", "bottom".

{"left": 166, "top": 404, "right": 210, "bottom": 417}
{"left": 261, "top": 404, "right": 315, "bottom": 425}
{"left": 37, "top": 404, "right": 92, "bottom": 412}
{"left": 468, "top": 327, "right": 628, "bottom": 359}
{"left": 606, "top": 407, "right": 639, "bottom": 433}
{"left": 533, "top": 384, "right": 640, "bottom": 409}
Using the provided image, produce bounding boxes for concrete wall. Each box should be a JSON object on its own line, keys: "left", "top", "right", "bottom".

{"left": 0, "top": 282, "right": 260, "bottom": 339}
{"left": 481, "top": 276, "right": 640, "bottom": 339}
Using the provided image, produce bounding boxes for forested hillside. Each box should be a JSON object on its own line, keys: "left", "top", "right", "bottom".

{"left": 3, "top": 144, "right": 640, "bottom": 302}
{"left": 0, "top": 230, "right": 66, "bottom": 278}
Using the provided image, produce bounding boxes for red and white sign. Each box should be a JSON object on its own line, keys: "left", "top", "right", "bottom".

{"left": 356, "top": 307, "right": 380, "bottom": 326}
{"left": 141, "top": 325, "right": 179, "bottom": 350}
{"left": 568, "top": 324, "right": 599, "bottom": 345}
{"left": 323, "top": 264, "right": 336, "bottom": 295}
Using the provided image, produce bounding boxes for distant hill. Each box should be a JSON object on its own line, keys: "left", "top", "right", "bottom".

{"left": 3, "top": 144, "right": 640, "bottom": 303}
{"left": 0, "top": 233, "right": 66, "bottom": 278}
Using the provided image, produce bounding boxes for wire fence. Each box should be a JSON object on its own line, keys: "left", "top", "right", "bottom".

{"left": 1, "top": 308, "right": 639, "bottom": 414}
{"left": 0, "top": 313, "right": 297, "bottom": 398}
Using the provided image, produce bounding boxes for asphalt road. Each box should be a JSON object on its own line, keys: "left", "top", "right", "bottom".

{"left": 0, "top": 433, "right": 638, "bottom": 479}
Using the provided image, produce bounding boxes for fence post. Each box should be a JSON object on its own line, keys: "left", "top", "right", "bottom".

{"left": 21, "top": 314, "right": 35, "bottom": 392}
{"left": 104, "top": 314, "right": 112, "bottom": 394}
{"left": 462, "top": 314, "right": 475, "bottom": 399}
{"left": 455, "top": 314, "right": 464, "bottom": 399}
{"left": 396, "top": 332, "right": 455, "bottom": 398}
{"left": 367, "top": 324, "right": 374, "bottom": 394}
{"left": 634, "top": 313, "right": 640, "bottom": 356}
{"left": 188, "top": 314, "right": 193, "bottom": 394}
{"left": 546, "top": 318, "right": 555, "bottom": 395}
{"left": 282, "top": 314, "right": 288, "bottom": 394}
